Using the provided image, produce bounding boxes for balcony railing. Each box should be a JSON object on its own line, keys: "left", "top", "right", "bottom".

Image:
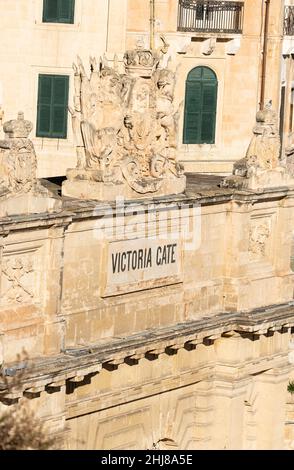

{"left": 284, "top": 6, "right": 294, "bottom": 36}
{"left": 177, "top": 0, "right": 244, "bottom": 34}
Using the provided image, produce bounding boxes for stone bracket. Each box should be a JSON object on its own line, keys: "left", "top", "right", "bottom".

{"left": 1, "top": 301, "right": 294, "bottom": 401}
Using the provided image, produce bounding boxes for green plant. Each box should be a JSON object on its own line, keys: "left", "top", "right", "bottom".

{"left": 287, "top": 381, "right": 294, "bottom": 395}
{"left": 0, "top": 402, "right": 57, "bottom": 450}
{"left": 0, "top": 352, "right": 60, "bottom": 450}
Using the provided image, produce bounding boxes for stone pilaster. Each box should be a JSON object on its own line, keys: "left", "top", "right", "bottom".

{"left": 253, "top": 366, "right": 290, "bottom": 449}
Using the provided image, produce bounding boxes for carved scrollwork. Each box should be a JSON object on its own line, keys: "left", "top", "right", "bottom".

{"left": 69, "top": 45, "right": 184, "bottom": 195}
{"left": 232, "top": 103, "right": 281, "bottom": 178}
{"left": 121, "top": 156, "right": 163, "bottom": 194}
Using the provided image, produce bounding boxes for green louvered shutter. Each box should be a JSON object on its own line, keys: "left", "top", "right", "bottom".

{"left": 43, "top": 0, "right": 75, "bottom": 23}
{"left": 37, "top": 74, "right": 69, "bottom": 139}
{"left": 43, "top": 0, "right": 58, "bottom": 22}
{"left": 59, "top": 0, "right": 75, "bottom": 23}
{"left": 201, "top": 82, "right": 217, "bottom": 144}
{"left": 37, "top": 75, "right": 53, "bottom": 136}
{"left": 183, "top": 82, "right": 202, "bottom": 144}
{"left": 52, "top": 76, "right": 69, "bottom": 137}
{"left": 183, "top": 67, "right": 218, "bottom": 144}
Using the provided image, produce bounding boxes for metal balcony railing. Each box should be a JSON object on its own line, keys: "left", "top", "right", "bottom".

{"left": 284, "top": 6, "right": 294, "bottom": 36}
{"left": 177, "top": 0, "right": 244, "bottom": 34}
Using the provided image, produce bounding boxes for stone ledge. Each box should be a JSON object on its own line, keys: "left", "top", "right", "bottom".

{"left": 1, "top": 173, "right": 294, "bottom": 230}
{"left": 1, "top": 187, "right": 293, "bottom": 232}
{"left": 1, "top": 301, "right": 294, "bottom": 401}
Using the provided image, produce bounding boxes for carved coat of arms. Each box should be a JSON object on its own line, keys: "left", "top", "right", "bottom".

{"left": 67, "top": 43, "right": 185, "bottom": 196}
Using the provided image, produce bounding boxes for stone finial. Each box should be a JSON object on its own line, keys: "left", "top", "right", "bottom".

{"left": 243, "top": 102, "right": 280, "bottom": 172}
{"left": 255, "top": 101, "right": 277, "bottom": 127}
{"left": 0, "top": 112, "right": 37, "bottom": 196}
{"left": 3, "top": 112, "right": 33, "bottom": 139}
{"left": 221, "top": 101, "right": 294, "bottom": 189}
{"left": 229, "top": 101, "right": 280, "bottom": 180}
{"left": 0, "top": 112, "right": 61, "bottom": 216}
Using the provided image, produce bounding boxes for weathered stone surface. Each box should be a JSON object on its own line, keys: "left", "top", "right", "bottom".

{"left": 0, "top": 112, "right": 61, "bottom": 216}
{"left": 0, "top": 0, "right": 287, "bottom": 179}
{"left": 1, "top": 301, "right": 293, "bottom": 395}
{"left": 62, "top": 43, "right": 186, "bottom": 200}
{"left": 62, "top": 172, "right": 186, "bottom": 200}
{"left": 1, "top": 173, "right": 294, "bottom": 449}
{"left": 222, "top": 104, "right": 294, "bottom": 190}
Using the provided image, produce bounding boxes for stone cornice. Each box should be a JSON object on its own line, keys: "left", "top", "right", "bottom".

{"left": 1, "top": 301, "right": 294, "bottom": 402}
{"left": 66, "top": 356, "right": 291, "bottom": 419}
{"left": 1, "top": 182, "right": 294, "bottom": 229}
{"left": 0, "top": 211, "right": 73, "bottom": 234}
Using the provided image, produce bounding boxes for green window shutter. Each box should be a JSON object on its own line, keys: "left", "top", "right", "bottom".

{"left": 52, "top": 75, "right": 69, "bottom": 137}
{"left": 37, "top": 74, "right": 69, "bottom": 139}
{"left": 202, "top": 67, "right": 216, "bottom": 80}
{"left": 37, "top": 75, "right": 53, "bottom": 136}
{"left": 183, "top": 66, "right": 218, "bottom": 144}
{"left": 183, "top": 82, "right": 201, "bottom": 144}
{"left": 201, "top": 112, "right": 216, "bottom": 144}
{"left": 196, "top": 5, "right": 204, "bottom": 20}
{"left": 43, "top": 0, "right": 75, "bottom": 23}
{"left": 188, "top": 67, "right": 202, "bottom": 80}
{"left": 58, "top": 0, "right": 75, "bottom": 23}
{"left": 201, "top": 82, "right": 217, "bottom": 144}
{"left": 43, "top": 0, "right": 58, "bottom": 22}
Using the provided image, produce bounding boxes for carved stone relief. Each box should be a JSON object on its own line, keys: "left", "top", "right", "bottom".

{"left": 221, "top": 102, "right": 294, "bottom": 190}
{"left": 232, "top": 103, "right": 280, "bottom": 178}
{"left": 1, "top": 254, "right": 35, "bottom": 305}
{"left": 0, "top": 112, "right": 37, "bottom": 196}
{"left": 249, "top": 221, "right": 271, "bottom": 259}
{"left": 63, "top": 42, "right": 186, "bottom": 200}
{"left": 201, "top": 38, "right": 216, "bottom": 56}
{"left": 0, "top": 112, "right": 61, "bottom": 216}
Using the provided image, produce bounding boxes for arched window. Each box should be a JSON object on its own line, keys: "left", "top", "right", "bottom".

{"left": 183, "top": 66, "right": 218, "bottom": 144}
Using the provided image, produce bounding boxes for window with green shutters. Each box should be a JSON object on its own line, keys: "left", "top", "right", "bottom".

{"left": 183, "top": 66, "right": 218, "bottom": 145}
{"left": 43, "top": 0, "right": 75, "bottom": 24}
{"left": 36, "top": 74, "right": 69, "bottom": 139}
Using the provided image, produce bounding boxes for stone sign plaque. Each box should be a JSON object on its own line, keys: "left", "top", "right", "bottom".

{"left": 102, "top": 238, "right": 183, "bottom": 297}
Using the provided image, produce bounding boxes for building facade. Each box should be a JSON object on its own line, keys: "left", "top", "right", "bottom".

{"left": 0, "top": 0, "right": 127, "bottom": 178}
{"left": 0, "top": 0, "right": 292, "bottom": 177}
{"left": 1, "top": 153, "right": 294, "bottom": 450}
{"left": 1, "top": 2, "right": 294, "bottom": 451}
{"left": 127, "top": 0, "right": 285, "bottom": 174}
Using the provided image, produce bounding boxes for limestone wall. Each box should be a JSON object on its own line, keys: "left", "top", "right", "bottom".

{"left": 59, "top": 191, "right": 294, "bottom": 348}
{"left": 0, "top": 0, "right": 286, "bottom": 178}
{"left": 0, "top": 0, "right": 127, "bottom": 178}
{"left": 64, "top": 332, "right": 290, "bottom": 450}
{"left": 1, "top": 185, "right": 294, "bottom": 449}
{"left": 126, "top": 0, "right": 284, "bottom": 174}
{"left": 1, "top": 187, "right": 294, "bottom": 360}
